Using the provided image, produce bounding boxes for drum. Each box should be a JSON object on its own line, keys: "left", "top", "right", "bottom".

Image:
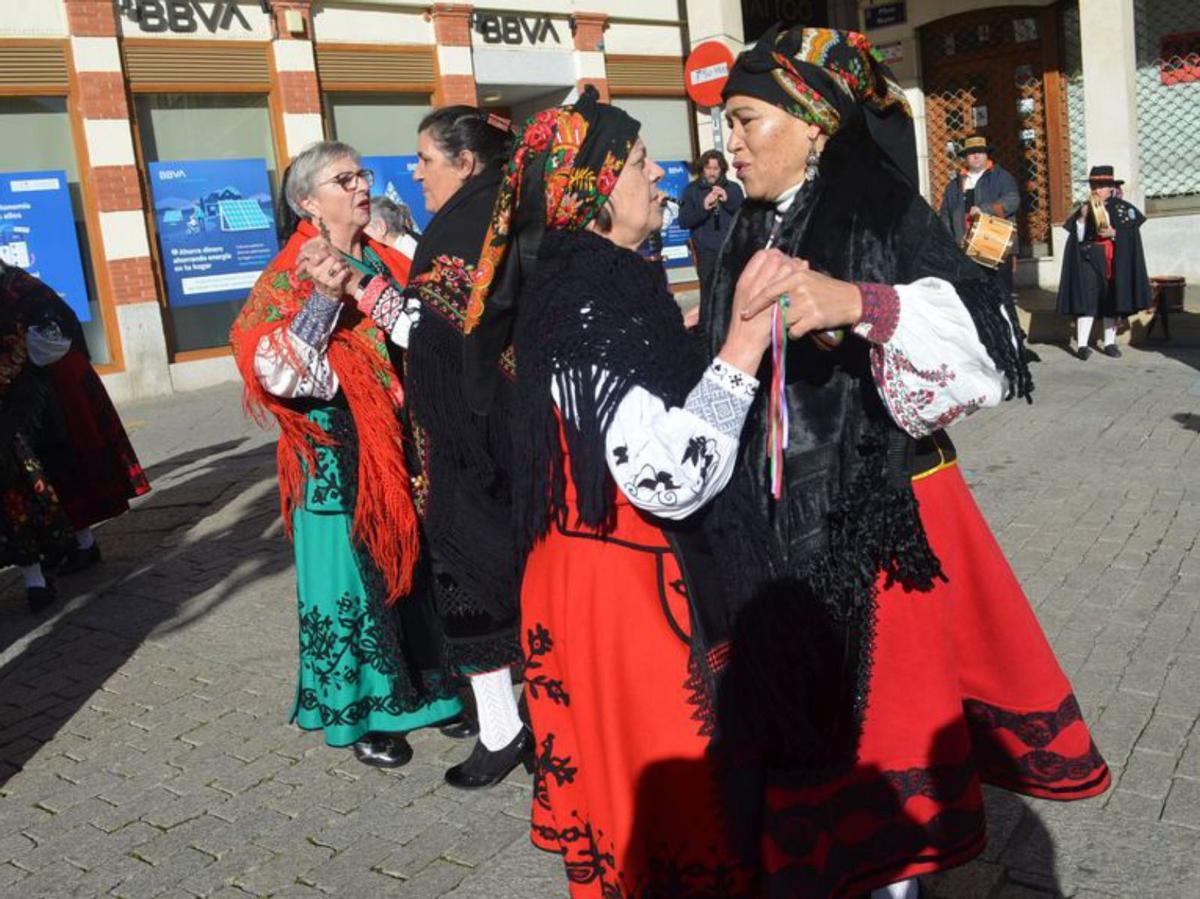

{"left": 963, "top": 213, "right": 1016, "bottom": 269}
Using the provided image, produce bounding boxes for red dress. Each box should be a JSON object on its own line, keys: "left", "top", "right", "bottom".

{"left": 521, "top": 472, "right": 756, "bottom": 897}
{"left": 43, "top": 348, "right": 150, "bottom": 528}
{"left": 761, "top": 461, "right": 1110, "bottom": 897}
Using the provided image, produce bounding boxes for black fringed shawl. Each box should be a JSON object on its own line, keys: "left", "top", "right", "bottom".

{"left": 402, "top": 166, "right": 519, "bottom": 625}
{"left": 699, "top": 113, "right": 1033, "bottom": 771}
{"left": 511, "top": 228, "right": 707, "bottom": 552}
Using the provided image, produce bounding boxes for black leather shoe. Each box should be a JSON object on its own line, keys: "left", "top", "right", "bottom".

{"left": 26, "top": 584, "right": 57, "bottom": 614}
{"left": 352, "top": 733, "right": 413, "bottom": 768}
{"left": 438, "top": 716, "right": 479, "bottom": 740}
{"left": 1101, "top": 343, "right": 1122, "bottom": 358}
{"left": 1077, "top": 346, "right": 1092, "bottom": 361}
{"left": 444, "top": 728, "right": 534, "bottom": 790}
{"left": 57, "top": 543, "right": 102, "bottom": 575}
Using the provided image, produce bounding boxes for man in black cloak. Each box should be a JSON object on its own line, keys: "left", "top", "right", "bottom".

{"left": 1056, "top": 165, "right": 1152, "bottom": 359}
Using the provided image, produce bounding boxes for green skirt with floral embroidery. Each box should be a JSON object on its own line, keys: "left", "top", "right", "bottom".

{"left": 289, "top": 407, "right": 461, "bottom": 747}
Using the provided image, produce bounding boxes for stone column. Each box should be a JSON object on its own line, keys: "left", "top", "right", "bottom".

{"left": 431, "top": 3, "right": 476, "bottom": 107}
{"left": 64, "top": 0, "right": 171, "bottom": 400}
{"left": 683, "top": 0, "right": 744, "bottom": 156}
{"left": 269, "top": 0, "right": 323, "bottom": 159}
{"left": 1079, "top": 0, "right": 1142, "bottom": 207}
{"left": 572, "top": 12, "right": 608, "bottom": 102}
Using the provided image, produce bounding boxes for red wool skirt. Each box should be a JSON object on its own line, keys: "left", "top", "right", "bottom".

{"left": 761, "top": 462, "right": 1110, "bottom": 897}
{"left": 521, "top": 495, "right": 756, "bottom": 898}
{"left": 44, "top": 349, "right": 150, "bottom": 529}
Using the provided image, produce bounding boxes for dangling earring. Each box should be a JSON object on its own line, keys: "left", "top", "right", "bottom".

{"left": 804, "top": 145, "right": 821, "bottom": 182}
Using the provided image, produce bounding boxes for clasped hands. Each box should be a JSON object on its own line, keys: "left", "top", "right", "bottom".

{"left": 296, "top": 237, "right": 356, "bottom": 301}
{"left": 718, "top": 248, "right": 862, "bottom": 374}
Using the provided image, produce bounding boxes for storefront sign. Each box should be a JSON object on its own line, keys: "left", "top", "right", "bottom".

{"left": 864, "top": 2, "right": 906, "bottom": 30}
{"left": 656, "top": 161, "right": 693, "bottom": 270}
{"left": 360, "top": 155, "right": 432, "bottom": 234}
{"left": 148, "top": 158, "right": 278, "bottom": 307}
{"left": 116, "top": 1, "right": 252, "bottom": 35}
{"left": 0, "top": 170, "right": 90, "bottom": 322}
{"left": 472, "top": 13, "right": 561, "bottom": 46}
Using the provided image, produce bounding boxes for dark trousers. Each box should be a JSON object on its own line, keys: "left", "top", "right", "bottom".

{"left": 694, "top": 245, "right": 720, "bottom": 307}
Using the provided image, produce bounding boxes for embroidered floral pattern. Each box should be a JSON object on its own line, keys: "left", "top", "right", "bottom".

{"left": 525, "top": 622, "right": 571, "bottom": 707}
{"left": 871, "top": 344, "right": 984, "bottom": 438}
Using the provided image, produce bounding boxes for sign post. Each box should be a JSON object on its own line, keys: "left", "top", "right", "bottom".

{"left": 684, "top": 41, "right": 735, "bottom": 153}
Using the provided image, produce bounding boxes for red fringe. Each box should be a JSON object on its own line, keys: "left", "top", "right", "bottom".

{"left": 231, "top": 223, "right": 419, "bottom": 602}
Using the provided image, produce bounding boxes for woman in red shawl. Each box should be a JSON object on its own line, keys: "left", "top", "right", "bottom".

{"left": 230, "top": 141, "right": 460, "bottom": 767}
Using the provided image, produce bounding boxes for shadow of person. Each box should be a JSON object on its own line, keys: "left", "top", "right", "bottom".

{"left": 1172, "top": 412, "right": 1200, "bottom": 433}
{"left": 0, "top": 442, "right": 288, "bottom": 788}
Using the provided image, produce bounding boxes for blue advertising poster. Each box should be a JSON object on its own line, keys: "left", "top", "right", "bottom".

{"left": 360, "top": 155, "right": 432, "bottom": 233}
{"left": 0, "top": 169, "right": 90, "bottom": 321}
{"left": 658, "top": 160, "right": 694, "bottom": 270}
{"left": 148, "top": 158, "right": 278, "bottom": 307}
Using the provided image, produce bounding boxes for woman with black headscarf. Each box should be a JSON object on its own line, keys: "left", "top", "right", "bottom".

{"left": 697, "top": 26, "right": 1109, "bottom": 897}
{"left": 461, "top": 87, "right": 786, "bottom": 897}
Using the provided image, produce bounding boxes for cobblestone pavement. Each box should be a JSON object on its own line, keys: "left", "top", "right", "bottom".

{"left": 2, "top": 341, "right": 1200, "bottom": 898}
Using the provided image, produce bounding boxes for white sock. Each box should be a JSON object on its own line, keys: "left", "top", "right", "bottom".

{"left": 1076, "top": 315, "right": 1094, "bottom": 349}
{"left": 872, "top": 878, "right": 920, "bottom": 899}
{"left": 1102, "top": 317, "right": 1117, "bottom": 347}
{"left": 469, "top": 668, "right": 524, "bottom": 751}
{"left": 75, "top": 527, "right": 95, "bottom": 550}
{"left": 20, "top": 564, "right": 47, "bottom": 590}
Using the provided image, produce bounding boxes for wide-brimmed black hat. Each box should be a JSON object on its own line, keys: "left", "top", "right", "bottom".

{"left": 1088, "top": 165, "right": 1124, "bottom": 186}
{"left": 959, "top": 134, "right": 993, "bottom": 155}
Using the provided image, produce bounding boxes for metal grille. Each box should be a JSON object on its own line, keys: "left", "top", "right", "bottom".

{"left": 123, "top": 42, "right": 269, "bottom": 85}
{"left": 605, "top": 55, "right": 685, "bottom": 96}
{"left": 0, "top": 42, "right": 68, "bottom": 89}
{"left": 1134, "top": 0, "right": 1200, "bottom": 201}
{"left": 1060, "top": 1, "right": 1089, "bottom": 205}
{"left": 920, "top": 8, "right": 1053, "bottom": 253}
{"left": 315, "top": 46, "right": 434, "bottom": 88}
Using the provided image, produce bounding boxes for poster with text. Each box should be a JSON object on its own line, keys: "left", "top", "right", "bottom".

{"left": 148, "top": 158, "right": 278, "bottom": 307}
{"left": 360, "top": 155, "right": 432, "bottom": 234}
{"left": 658, "top": 160, "right": 694, "bottom": 269}
{"left": 0, "top": 169, "right": 90, "bottom": 321}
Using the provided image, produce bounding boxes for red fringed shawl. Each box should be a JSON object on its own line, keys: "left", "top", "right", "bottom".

{"left": 230, "top": 221, "right": 418, "bottom": 603}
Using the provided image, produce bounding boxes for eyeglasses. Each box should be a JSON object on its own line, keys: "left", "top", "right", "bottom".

{"left": 322, "top": 169, "right": 375, "bottom": 191}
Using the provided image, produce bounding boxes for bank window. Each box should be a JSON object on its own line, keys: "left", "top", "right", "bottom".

{"left": 0, "top": 96, "right": 111, "bottom": 364}
{"left": 609, "top": 97, "right": 696, "bottom": 165}
{"left": 324, "top": 92, "right": 430, "bottom": 156}
{"left": 134, "top": 93, "right": 278, "bottom": 355}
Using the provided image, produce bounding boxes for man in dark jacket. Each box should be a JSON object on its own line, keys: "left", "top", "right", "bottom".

{"left": 678, "top": 149, "right": 744, "bottom": 303}
{"left": 939, "top": 134, "right": 1033, "bottom": 359}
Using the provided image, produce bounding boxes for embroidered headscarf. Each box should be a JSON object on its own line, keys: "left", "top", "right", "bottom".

{"left": 723, "top": 25, "right": 918, "bottom": 186}
{"left": 230, "top": 220, "right": 420, "bottom": 603}
{"left": 461, "top": 85, "right": 640, "bottom": 413}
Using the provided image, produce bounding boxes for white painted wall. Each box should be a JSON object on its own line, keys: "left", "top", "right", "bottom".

{"left": 312, "top": 7, "right": 433, "bottom": 45}
{"left": 3, "top": 0, "right": 68, "bottom": 37}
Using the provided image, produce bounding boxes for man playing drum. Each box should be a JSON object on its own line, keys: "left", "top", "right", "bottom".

{"left": 939, "top": 134, "right": 1036, "bottom": 361}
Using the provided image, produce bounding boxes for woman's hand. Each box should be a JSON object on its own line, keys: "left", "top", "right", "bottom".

{"left": 741, "top": 258, "right": 863, "bottom": 340}
{"left": 718, "top": 248, "right": 790, "bottom": 375}
{"left": 297, "top": 237, "right": 353, "bottom": 300}
{"left": 1099, "top": 226, "right": 1117, "bottom": 239}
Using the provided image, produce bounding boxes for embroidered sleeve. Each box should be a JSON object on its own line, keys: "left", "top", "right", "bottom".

{"left": 358, "top": 277, "right": 421, "bottom": 348}
{"left": 856, "top": 277, "right": 1010, "bottom": 438}
{"left": 254, "top": 290, "right": 342, "bottom": 400}
{"left": 551, "top": 361, "right": 758, "bottom": 520}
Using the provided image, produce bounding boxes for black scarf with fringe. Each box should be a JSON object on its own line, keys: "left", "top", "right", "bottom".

{"left": 699, "top": 114, "right": 1033, "bottom": 776}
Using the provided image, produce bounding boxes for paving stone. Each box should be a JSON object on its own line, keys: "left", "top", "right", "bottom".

{"left": 1162, "top": 776, "right": 1200, "bottom": 829}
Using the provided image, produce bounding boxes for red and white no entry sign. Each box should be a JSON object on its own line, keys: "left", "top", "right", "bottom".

{"left": 683, "top": 41, "right": 735, "bottom": 108}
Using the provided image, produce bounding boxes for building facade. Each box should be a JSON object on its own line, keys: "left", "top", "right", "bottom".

{"left": 1, "top": 0, "right": 1195, "bottom": 399}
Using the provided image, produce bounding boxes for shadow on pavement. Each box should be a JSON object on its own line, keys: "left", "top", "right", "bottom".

{"left": 0, "top": 442, "right": 286, "bottom": 788}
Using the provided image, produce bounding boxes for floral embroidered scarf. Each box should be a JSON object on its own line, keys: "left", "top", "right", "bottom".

{"left": 230, "top": 220, "right": 420, "bottom": 603}
{"left": 462, "top": 85, "right": 640, "bottom": 413}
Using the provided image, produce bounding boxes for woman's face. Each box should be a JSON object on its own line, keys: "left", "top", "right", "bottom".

{"left": 299, "top": 155, "right": 371, "bottom": 233}
{"left": 725, "top": 95, "right": 820, "bottom": 201}
{"left": 599, "top": 138, "right": 665, "bottom": 250}
{"left": 414, "top": 129, "right": 474, "bottom": 214}
{"left": 1093, "top": 185, "right": 1115, "bottom": 201}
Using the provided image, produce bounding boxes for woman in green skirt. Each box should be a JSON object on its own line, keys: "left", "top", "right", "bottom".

{"left": 231, "top": 141, "right": 461, "bottom": 766}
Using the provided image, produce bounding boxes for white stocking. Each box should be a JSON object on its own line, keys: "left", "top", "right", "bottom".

{"left": 1076, "top": 315, "right": 1094, "bottom": 350}
{"left": 1102, "top": 317, "right": 1118, "bottom": 347}
{"left": 469, "top": 667, "right": 524, "bottom": 751}
{"left": 871, "top": 878, "right": 920, "bottom": 899}
{"left": 20, "top": 564, "right": 47, "bottom": 589}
